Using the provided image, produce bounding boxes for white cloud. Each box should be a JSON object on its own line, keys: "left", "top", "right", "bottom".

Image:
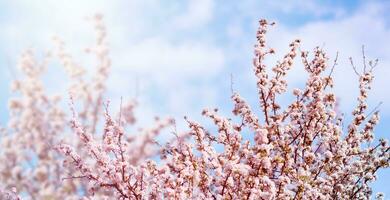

{"left": 112, "top": 37, "right": 224, "bottom": 76}
{"left": 0, "top": 0, "right": 221, "bottom": 75}
{"left": 171, "top": 0, "right": 214, "bottom": 30}
{"left": 265, "top": 0, "right": 345, "bottom": 17}
{"left": 0, "top": 0, "right": 224, "bottom": 127}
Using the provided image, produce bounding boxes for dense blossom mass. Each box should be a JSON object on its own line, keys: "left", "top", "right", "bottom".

{"left": 0, "top": 15, "right": 389, "bottom": 200}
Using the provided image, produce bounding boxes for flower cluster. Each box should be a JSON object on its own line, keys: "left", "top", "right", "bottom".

{"left": 0, "top": 187, "right": 21, "bottom": 200}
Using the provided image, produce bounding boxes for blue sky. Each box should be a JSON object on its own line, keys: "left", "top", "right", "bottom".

{"left": 0, "top": 0, "right": 389, "bottom": 196}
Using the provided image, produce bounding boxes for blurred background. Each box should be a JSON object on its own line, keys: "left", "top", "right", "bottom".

{"left": 0, "top": 0, "right": 389, "bottom": 196}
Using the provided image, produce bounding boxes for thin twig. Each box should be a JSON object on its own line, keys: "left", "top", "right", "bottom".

{"left": 119, "top": 96, "right": 123, "bottom": 126}
{"left": 362, "top": 45, "right": 367, "bottom": 73}
{"left": 369, "top": 58, "right": 379, "bottom": 72}
{"left": 328, "top": 51, "right": 339, "bottom": 77}
{"left": 62, "top": 175, "right": 88, "bottom": 181}
{"left": 366, "top": 101, "right": 383, "bottom": 118}
{"left": 349, "top": 57, "right": 360, "bottom": 76}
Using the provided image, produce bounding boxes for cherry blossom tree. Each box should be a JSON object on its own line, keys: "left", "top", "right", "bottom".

{"left": 0, "top": 15, "right": 389, "bottom": 200}
{"left": 57, "top": 19, "right": 389, "bottom": 199}
{"left": 0, "top": 14, "right": 173, "bottom": 200}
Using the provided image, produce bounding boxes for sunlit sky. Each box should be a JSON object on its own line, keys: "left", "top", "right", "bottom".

{"left": 1, "top": 0, "right": 389, "bottom": 196}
